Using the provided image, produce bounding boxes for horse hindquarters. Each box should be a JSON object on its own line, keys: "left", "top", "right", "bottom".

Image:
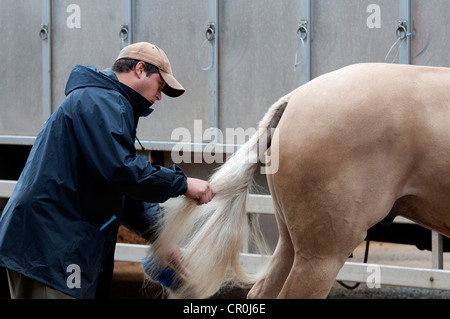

{"left": 252, "top": 63, "right": 450, "bottom": 298}
{"left": 273, "top": 167, "right": 398, "bottom": 298}
{"left": 269, "top": 107, "right": 405, "bottom": 298}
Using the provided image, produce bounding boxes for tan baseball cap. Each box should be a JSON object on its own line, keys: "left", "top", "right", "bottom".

{"left": 116, "top": 42, "right": 185, "bottom": 97}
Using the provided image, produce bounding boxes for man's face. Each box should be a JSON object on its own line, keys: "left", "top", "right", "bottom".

{"left": 131, "top": 61, "right": 166, "bottom": 104}
{"left": 136, "top": 72, "right": 166, "bottom": 104}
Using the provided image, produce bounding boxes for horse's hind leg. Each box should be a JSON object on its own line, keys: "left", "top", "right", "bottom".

{"left": 276, "top": 187, "right": 395, "bottom": 298}
{"left": 247, "top": 175, "right": 294, "bottom": 299}
{"left": 277, "top": 205, "right": 368, "bottom": 299}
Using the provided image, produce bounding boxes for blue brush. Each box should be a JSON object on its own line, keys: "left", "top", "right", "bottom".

{"left": 142, "top": 255, "right": 182, "bottom": 290}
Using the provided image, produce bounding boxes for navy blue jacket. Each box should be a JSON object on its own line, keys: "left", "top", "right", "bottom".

{"left": 0, "top": 65, "right": 188, "bottom": 298}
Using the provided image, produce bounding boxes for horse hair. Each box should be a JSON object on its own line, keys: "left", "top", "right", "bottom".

{"left": 146, "top": 93, "right": 291, "bottom": 298}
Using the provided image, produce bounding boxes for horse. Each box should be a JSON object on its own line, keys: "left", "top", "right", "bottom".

{"left": 147, "top": 63, "right": 450, "bottom": 298}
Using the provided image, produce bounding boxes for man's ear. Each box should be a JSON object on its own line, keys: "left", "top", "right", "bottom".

{"left": 135, "top": 61, "right": 146, "bottom": 79}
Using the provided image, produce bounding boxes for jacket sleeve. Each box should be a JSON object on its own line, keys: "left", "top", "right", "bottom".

{"left": 69, "top": 89, "right": 188, "bottom": 203}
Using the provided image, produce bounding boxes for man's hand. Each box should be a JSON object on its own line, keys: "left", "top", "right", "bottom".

{"left": 184, "top": 177, "right": 216, "bottom": 205}
{"left": 161, "top": 244, "right": 189, "bottom": 280}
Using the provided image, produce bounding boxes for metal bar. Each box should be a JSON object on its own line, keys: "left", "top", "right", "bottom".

{"left": 120, "top": 0, "right": 133, "bottom": 48}
{"left": 0, "top": 134, "right": 242, "bottom": 154}
{"left": 432, "top": 231, "right": 444, "bottom": 269}
{"left": 0, "top": 135, "right": 37, "bottom": 145}
{"left": 300, "top": 0, "right": 311, "bottom": 84}
{"left": 398, "top": 0, "right": 412, "bottom": 64}
{"left": 208, "top": 0, "right": 220, "bottom": 140}
{"left": 137, "top": 140, "right": 239, "bottom": 153}
{"left": 0, "top": 180, "right": 16, "bottom": 198}
{"left": 115, "top": 243, "right": 150, "bottom": 262}
{"left": 337, "top": 262, "right": 450, "bottom": 290}
{"left": 247, "top": 194, "right": 275, "bottom": 215}
{"left": 41, "top": 0, "right": 52, "bottom": 123}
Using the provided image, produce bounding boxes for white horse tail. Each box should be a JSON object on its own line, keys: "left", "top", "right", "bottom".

{"left": 148, "top": 92, "right": 291, "bottom": 299}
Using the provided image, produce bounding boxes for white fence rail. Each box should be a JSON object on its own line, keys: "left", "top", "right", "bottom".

{"left": 2, "top": 179, "right": 450, "bottom": 291}
{"left": 0, "top": 180, "right": 16, "bottom": 199}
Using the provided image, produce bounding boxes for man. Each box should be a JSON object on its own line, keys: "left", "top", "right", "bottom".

{"left": 0, "top": 42, "right": 215, "bottom": 298}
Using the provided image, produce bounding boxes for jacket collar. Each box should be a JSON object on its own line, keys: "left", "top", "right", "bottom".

{"left": 64, "top": 65, "right": 154, "bottom": 119}
{"left": 100, "top": 68, "right": 154, "bottom": 118}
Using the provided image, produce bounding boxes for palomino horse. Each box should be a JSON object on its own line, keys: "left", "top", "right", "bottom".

{"left": 148, "top": 63, "right": 450, "bottom": 298}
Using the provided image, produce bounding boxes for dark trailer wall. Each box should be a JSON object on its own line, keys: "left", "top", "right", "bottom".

{"left": 1, "top": 0, "right": 450, "bottom": 275}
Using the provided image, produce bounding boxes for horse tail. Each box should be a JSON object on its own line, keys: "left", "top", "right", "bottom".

{"left": 148, "top": 92, "right": 291, "bottom": 299}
